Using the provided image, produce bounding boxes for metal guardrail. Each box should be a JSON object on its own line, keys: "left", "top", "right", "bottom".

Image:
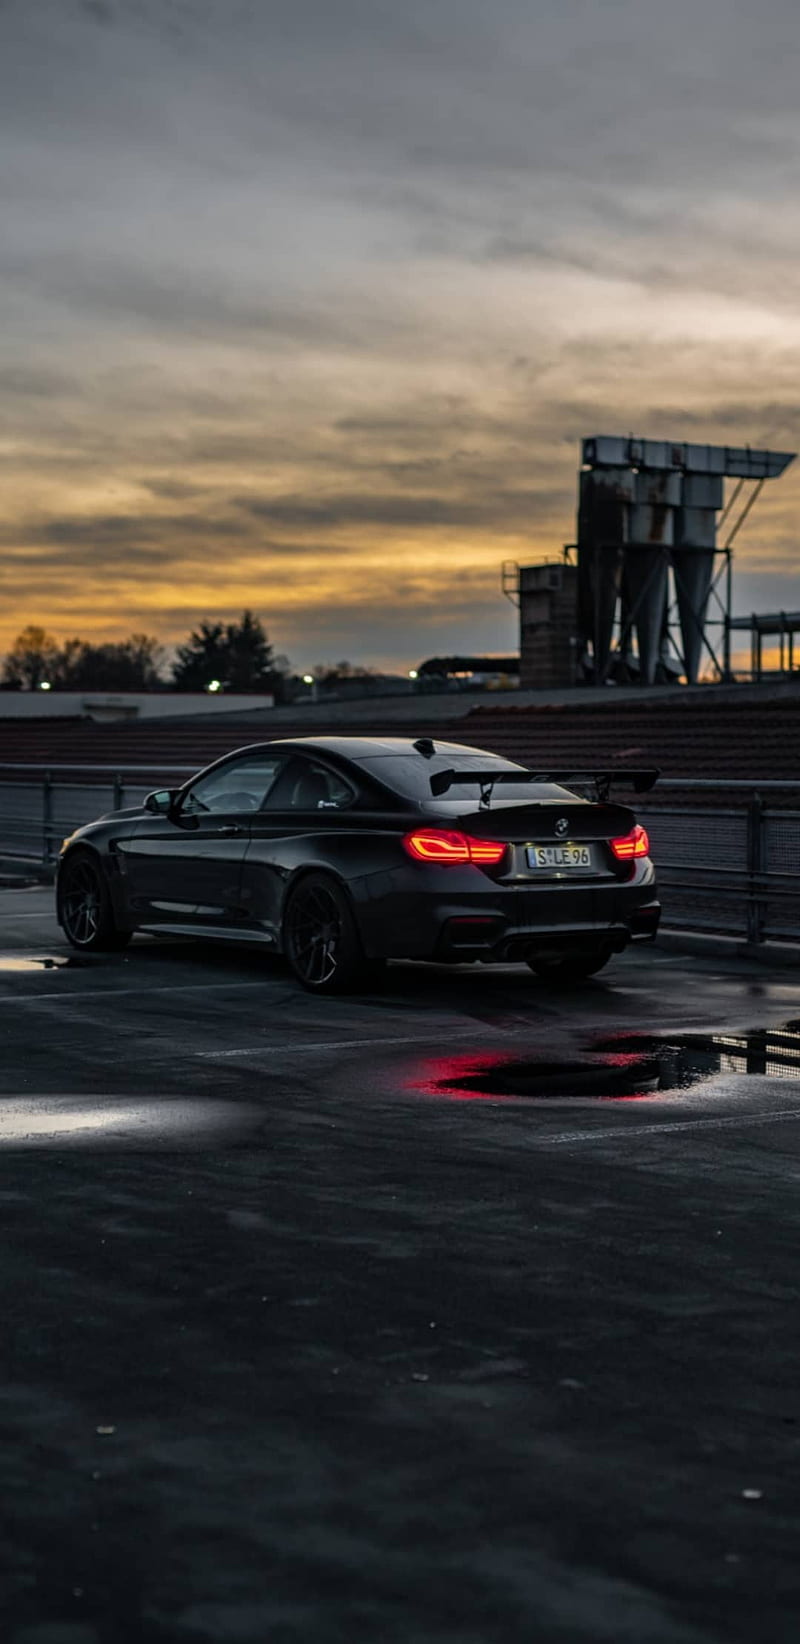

{"left": 636, "top": 800, "right": 800, "bottom": 946}
{"left": 2, "top": 763, "right": 800, "bottom": 949}
{"left": 0, "top": 763, "right": 197, "bottom": 871}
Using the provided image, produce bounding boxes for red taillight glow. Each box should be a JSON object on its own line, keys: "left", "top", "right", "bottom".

{"left": 402, "top": 829, "right": 507, "bottom": 866}
{"left": 466, "top": 837, "right": 508, "bottom": 865}
{"left": 610, "top": 823, "right": 650, "bottom": 861}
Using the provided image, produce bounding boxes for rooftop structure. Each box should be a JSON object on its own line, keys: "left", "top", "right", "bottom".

{"left": 577, "top": 435, "right": 796, "bottom": 685}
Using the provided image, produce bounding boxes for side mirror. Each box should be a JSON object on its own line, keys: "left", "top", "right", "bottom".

{"left": 144, "top": 789, "right": 175, "bottom": 816}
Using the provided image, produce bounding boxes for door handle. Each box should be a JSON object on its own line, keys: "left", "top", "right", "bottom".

{"left": 218, "top": 824, "right": 245, "bottom": 836}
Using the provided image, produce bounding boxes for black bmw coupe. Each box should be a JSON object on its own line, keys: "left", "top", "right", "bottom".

{"left": 56, "top": 735, "right": 660, "bottom": 992}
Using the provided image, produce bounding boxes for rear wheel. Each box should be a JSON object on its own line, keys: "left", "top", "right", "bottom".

{"left": 283, "top": 873, "right": 371, "bottom": 994}
{"left": 527, "top": 951, "right": 612, "bottom": 983}
{"left": 57, "top": 851, "right": 130, "bottom": 952}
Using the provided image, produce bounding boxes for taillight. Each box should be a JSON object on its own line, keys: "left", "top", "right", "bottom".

{"left": 467, "top": 837, "right": 508, "bottom": 865}
{"left": 402, "top": 829, "right": 507, "bottom": 866}
{"left": 610, "top": 823, "right": 650, "bottom": 861}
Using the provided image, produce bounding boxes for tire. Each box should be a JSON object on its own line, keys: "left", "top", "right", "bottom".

{"left": 527, "top": 951, "right": 612, "bottom": 983}
{"left": 282, "top": 872, "right": 369, "bottom": 994}
{"left": 57, "top": 850, "right": 131, "bottom": 953}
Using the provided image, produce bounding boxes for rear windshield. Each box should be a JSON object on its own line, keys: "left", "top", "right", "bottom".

{"left": 357, "top": 753, "right": 579, "bottom": 806}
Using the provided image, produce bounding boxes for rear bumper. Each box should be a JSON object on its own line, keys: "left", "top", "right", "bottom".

{"left": 436, "top": 902, "right": 661, "bottom": 964}
{"left": 626, "top": 902, "right": 661, "bottom": 941}
{"left": 354, "top": 863, "right": 660, "bottom": 963}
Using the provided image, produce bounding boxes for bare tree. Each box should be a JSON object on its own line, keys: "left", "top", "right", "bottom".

{"left": 1, "top": 626, "right": 61, "bottom": 690}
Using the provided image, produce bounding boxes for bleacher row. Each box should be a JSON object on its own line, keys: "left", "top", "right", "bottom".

{"left": 0, "top": 692, "right": 798, "bottom": 794}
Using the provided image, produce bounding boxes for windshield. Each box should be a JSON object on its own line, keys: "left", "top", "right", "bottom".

{"left": 356, "top": 753, "right": 580, "bottom": 806}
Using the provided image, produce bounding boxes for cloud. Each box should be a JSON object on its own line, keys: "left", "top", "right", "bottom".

{"left": 236, "top": 486, "right": 570, "bottom": 533}
{"left": 1, "top": 0, "right": 799, "bottom": 667}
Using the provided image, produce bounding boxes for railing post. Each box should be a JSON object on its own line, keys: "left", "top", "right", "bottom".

{"left": 113, "top": 773, "right": 124, "bottom": 810}
{"left": 42, "top": 770, "right": 54, "bottom": 869}
{"left": 746, "top": 791, "right": 766, "bottom": 946}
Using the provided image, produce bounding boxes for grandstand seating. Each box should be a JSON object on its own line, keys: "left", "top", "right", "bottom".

{"left": 1, "top": 692, "right": 799, "bottom": 793}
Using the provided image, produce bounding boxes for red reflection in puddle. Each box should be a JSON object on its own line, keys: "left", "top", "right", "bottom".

{"left": 407, "top": 1049, "right": 662, "bottom": 1102}
{"left": 410, "top": 1051, "right": 518, "bottom": 1101}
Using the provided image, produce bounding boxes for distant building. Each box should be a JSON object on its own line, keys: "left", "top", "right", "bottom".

{"left": 415, "top": 656, "right": 520, "bottom": 690}
{"left": 517, "top": 562, "right": 579, "bottom": 688}
{"left": 0, "top": 690, "right": 274, "bottom": 723}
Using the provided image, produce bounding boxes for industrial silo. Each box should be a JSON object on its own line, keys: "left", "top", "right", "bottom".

{"left": 623, "top": 470, "right": 681, "bottom": 685}
{"left": 672, "top": 472, "right": 723, "bottom": 684}
{"left": 575, "top": 437, "right": 796, "bottom": 684}
{"left": 576, "top": 466, "right": 632, "bottom": 679}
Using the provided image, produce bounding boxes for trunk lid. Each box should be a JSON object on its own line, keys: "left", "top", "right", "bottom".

{"left": 451, "top": 799, "right": 637, "bottom": 842}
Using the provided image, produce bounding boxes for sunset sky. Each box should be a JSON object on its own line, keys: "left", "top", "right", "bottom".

{"left": 2, "top": 0, "right": 799, "bottom": 674}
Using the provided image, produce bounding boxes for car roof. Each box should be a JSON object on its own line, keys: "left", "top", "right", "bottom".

{"left": 227, "top": 736, "right": 518, "bottom": 762}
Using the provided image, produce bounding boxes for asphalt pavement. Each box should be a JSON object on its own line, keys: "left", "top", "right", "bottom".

{"left": 3, "top": 886, "right": 800, "bottom": 1643}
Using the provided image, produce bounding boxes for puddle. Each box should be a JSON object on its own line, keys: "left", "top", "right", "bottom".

{"left": 426, "top": 1053, "right": 662, "bottom": 1102}
{"left": 592, "top": 1025, "right": 800, "bottom": 1085}
{"left": 420, "top": 1023, "right": 800, "bottom": 1102}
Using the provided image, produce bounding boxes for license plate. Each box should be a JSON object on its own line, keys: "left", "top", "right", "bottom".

{"left": 527, "top": 844, "right": 593, "bottom": 870}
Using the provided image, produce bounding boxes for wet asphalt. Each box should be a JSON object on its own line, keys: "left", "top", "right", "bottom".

{"left": 3, "top": 885, "right": 800, "bottom": 1643}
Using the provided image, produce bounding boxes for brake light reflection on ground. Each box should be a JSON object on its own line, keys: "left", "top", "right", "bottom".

{"left": 406, "top": 1049, "right": 664, "bottom": 1103}
{"left": 409, "top": 1052, "right": 519, "bottom": 1102}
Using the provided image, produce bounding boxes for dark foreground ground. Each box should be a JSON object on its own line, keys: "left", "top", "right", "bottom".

{"left": 2, "top": 887, "right": 800, "bottom": 1643}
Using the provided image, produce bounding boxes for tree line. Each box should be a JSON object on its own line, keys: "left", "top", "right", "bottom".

{"left": 1, "top": 613, "right": 377, "bottom": 699}
{"left": 1, "top": 612, "right": 285, "bottom": 695}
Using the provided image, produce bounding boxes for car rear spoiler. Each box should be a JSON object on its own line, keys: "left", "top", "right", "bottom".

{"left": 429, "top": 768, "right": 660, "bottom": 801}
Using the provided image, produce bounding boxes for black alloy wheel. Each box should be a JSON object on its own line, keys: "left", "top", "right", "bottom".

{"left": 283, "top": 872, "right": 369, "bottom": 994}
{"left": 57, "top": 851, "right": 130, "bottom": 952}
{"left": 527, "top": 950, "right": 612, "bottom": 983}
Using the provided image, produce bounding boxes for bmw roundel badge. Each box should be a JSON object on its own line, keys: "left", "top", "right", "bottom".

{"left": 554, "top": 817, "right": 569, "bottom": 837}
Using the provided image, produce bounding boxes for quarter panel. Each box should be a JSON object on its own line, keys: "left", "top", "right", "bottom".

{"left": 240, "top": 813, "right": 410, "bottom": 942}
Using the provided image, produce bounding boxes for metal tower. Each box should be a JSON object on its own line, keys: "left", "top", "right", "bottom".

{"left": 576, "top": 436, "right": 796, "bottom": 684}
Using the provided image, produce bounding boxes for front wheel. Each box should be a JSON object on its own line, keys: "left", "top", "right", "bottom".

{"left": 282, "top": 873, "right": 370, "bottom": 994}
{"left": 57, "top": 851, "right": 130, "bottom": 952}
{"left": 527, "top": 951, "right": 612, "bottom": 983}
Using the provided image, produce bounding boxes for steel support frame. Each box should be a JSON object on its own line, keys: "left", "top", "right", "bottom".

{"left": 584, "top": 541, "right": 732, "bottom": 685}
{"left": 578, "top": 471, "right": 776, "bottom": 685}
{"left": 745, "top": 614, "right": 797, "bottom": 683}
{"left": 669, "top": 545, "right": 733, "bottom": 684}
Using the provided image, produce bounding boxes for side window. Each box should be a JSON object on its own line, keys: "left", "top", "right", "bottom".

{"left": 181, "top": 755, "right": 286, "bottom": 816}
{"left": 265, "top": 758, "right": 357, "bottom": 812}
